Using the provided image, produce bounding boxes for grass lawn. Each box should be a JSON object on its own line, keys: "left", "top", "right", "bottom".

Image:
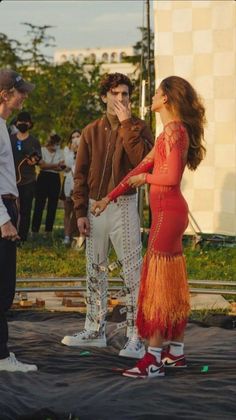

{"left": 17, "top": 209, "right": 236, "bottom": 303}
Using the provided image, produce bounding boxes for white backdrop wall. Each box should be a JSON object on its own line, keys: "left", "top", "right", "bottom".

{"left": 153, "top": 0, "right": 236, "bottom": 235}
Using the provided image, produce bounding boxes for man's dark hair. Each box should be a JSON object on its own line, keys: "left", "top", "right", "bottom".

{"left": 16, "top": 111, "right": 33, "bottom": 124}
{"left": 100, "top": 73, "right": 134, "bottom": 97}
{"left": 47, "top": 133, "right": 61, "bottom": 146}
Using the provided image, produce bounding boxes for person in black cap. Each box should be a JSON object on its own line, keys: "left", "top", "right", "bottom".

{"left": 0, "top": 68, "right": 38, "bottom": 372}
{"left": 10, "top": 111, "right": 41, "bottom": 242}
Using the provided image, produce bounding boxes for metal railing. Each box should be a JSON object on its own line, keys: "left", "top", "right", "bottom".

{"left": 16, "top": 277, "right": 236, "bottom": 295}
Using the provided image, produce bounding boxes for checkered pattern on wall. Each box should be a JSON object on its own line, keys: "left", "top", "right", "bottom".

{"left": 153, "top": 0, "right": 236, "bottom": 235}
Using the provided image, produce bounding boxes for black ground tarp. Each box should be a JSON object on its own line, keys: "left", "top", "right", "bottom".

{"left": 0, "top": 311, "right": 235, "bottom": 420}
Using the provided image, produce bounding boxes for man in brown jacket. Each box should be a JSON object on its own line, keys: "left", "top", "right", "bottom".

{"left": 61, "top": 73, "right": 153, "bottom": 358}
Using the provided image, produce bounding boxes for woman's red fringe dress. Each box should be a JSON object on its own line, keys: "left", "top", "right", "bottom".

{"left": 108, "top": 121, "right": 190, "bottom": 340}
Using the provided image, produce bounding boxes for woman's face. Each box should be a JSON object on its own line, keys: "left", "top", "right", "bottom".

{"left": 151, "top": 86, "right": 167, "bottom": 112}
{"left": 71, "top": 131, "right": 81, "bottom": 151}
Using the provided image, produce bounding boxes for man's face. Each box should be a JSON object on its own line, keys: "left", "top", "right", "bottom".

{"left": 102, "top": 84, "right": 130, "bottom": 115}
{"left": 9, "top": 89, "right": 28, "bottom": 111}
{"left": 4, "top": 88, "right": 28, "bottom": 113}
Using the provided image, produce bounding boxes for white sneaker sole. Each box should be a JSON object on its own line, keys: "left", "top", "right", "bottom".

{"left": 122, "top": 371, "right": 165, "bottom": 378}
{"left": 0, "top": 365, "right": 38, "bottom": 372}
{"left": 61, "top": 337, "right": 107, "bottom": 348}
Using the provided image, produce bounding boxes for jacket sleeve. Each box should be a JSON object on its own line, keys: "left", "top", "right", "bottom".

{"left": 120, "top": 118, "right": 154, "bottom": 166}
{"left": 72, "top": 131, "right": 90, "bottom": 218}
{"left": 146, "top": 123, "right": 186, "bottom": 186}
{"left": 108, "top": 150, "right": 154, "bottom": 202}
{"left": 0, "top": 197, "right": 10, "bottom": 227}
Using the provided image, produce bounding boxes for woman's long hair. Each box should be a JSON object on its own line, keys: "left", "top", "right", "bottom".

{"left": 67, "top": 129, "right": 81, "bottom": 146}
{"left": 160, "top": 76, "right": 206, "bottom": 170}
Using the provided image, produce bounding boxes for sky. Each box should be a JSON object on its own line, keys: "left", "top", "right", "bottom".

{"left": 0, "top": 0, "right": 154, "bottom": 59}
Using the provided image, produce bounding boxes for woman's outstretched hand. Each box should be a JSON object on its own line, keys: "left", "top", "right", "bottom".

{"left": 128, "top": 173, "right": 146, "bottom": 188}
{"left": 91, "top": 197, "right": 110, "bottom": 217}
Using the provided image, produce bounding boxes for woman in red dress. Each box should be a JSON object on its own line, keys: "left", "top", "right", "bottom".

{"left": 92, "top": 76, "right": 206, "bottom": 378}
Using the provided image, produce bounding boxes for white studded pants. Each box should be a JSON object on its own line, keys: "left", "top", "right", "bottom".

{"left": 85, "top": 195, "right": 142, "bottom": 337}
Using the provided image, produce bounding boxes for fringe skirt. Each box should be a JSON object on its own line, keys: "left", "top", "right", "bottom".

{"left": 136, "top": 252, "right": 190, "bottom": 340}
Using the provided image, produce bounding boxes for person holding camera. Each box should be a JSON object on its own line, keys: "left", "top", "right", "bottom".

{"left": 10, "top": 111, "right": 41, "bottom": 243}
{"left": 31, "top": 133, "right": 65, "bottom": 238}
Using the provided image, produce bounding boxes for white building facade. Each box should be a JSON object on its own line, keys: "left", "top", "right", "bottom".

{"left": 54, "top": 46, "right": 136, "bottom": 78}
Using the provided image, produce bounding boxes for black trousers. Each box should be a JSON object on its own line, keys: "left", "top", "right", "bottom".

{"left": 31, "top": 171, "right": 61, "bottom": 233}
{"left": 18, "top": 181, "right": 36, "bottom": 241}
{"left": 0, "top": 199, "right": 18, "bottom": 359}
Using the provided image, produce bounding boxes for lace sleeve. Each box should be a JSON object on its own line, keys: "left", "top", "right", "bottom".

{"left": 146, "top": 122, "right": 188, "bottom": 186}
{"left": 107, "top": 154, "right": 154, "bottom": 202}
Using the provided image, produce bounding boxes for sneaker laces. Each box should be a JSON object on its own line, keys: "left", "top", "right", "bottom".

{"left": 123, "top": 336, "right": 141, "bottom": 350}
{"left": 73, "top": 329, "right": 103, "bottom": 339}
{"left": 73, "top": 329, "right": 88, "bottom": 338}
{"left": 8, "top": 353, "right": 24, "bottom": 367}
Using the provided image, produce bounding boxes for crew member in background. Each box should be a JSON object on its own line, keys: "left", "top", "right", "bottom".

{"left": 0, "top": 68, "right": 38, "bottom": 372}
{"left": 10, "top": 111, "right": 41, "bottom": 243}
{"left": 31, "top": 133, "right": 65, "bottom": 238}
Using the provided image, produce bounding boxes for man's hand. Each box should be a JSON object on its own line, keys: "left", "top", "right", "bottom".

{"left": 128, "top": 174, "right": 146, "bottom": 188}
{"left": 77, "top": 217, "right": 90, "bottom": 237}
{"left": 91, "top": 197, "right": 110, "bottom": 217}
{"left": 0, "top": 221, "right": 20, "bottom": 241}
{"left": 26, "top": 156, "right": 37, "bottom": 166}
{"left": 114, "top": 100, "right": 131, "bottom": 122}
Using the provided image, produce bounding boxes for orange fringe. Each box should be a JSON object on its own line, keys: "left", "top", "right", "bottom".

{"left": 137, "top": 253, "right": 190, "bottom": 340}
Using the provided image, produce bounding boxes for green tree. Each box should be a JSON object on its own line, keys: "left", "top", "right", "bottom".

{"left": 124, "top": 26, "right": 155, "bottom": 130}
{"left": 21, "top": 22, "right": 56, "bottom": 68}
{"left": 0, "top": 25, "right": 103, "bottom": 141}
{"left": 23, "top": 61, "right": 103, "bottom": 141}
{"left": 0, "top": 33, "right": 22, "bottom": 68}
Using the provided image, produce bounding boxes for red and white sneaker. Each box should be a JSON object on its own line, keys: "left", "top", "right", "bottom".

{"left": 162, "top": 346, "right": 187, "bottom": 368}
{"left": 122, "top": 352, "right": 165, "bottom": 378}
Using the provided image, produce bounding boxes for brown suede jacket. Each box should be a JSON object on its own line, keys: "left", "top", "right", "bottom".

{"left": 73, "top": 114, "right": 154, "bottom": 218}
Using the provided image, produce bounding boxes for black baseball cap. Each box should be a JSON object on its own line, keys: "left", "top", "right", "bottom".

{"left": 0, "top": 69, "right": 35, "bottom": 93}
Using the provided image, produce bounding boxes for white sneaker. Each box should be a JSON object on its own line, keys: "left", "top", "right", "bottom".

{"left": 61, "top": 329, "right": 107, "bottom": 347}
{"left": 119, "top": 336, "right": 146, "bottom": 359}
{"left": 0, "top": 353, "right": 38, "bottom": 372}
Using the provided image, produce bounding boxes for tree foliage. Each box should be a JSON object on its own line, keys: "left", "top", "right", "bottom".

{"left": 0, "top": 33, "right": 23, "bottom": 69}
{"left": 124, "top": 27, "right": 155, "bottom": 105}
{"left": 21, "top": 23, "right": 56, "bottom": 68}
{"left": 0, "top": 23, "right": 154, "bottom": 140}
{"left": 23, "top": 62, "right": 102, "bottom": 141}
{"left": 0, "top": 23, "right": 103, "bottom": 142}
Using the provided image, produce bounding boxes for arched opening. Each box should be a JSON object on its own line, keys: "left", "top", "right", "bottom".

{"left": 89, "top": 53, "right": 96, "bottom": 64}
{"left": 102, "top": 52, "right": 109, "bottom": 63}
{"left": 111, "top": 52, "right": 118, "bottom": 63}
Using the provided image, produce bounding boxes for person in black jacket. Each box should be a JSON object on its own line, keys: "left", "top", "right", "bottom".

{"left": 10, "top": 111, "right": 41, "bottom": 242}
